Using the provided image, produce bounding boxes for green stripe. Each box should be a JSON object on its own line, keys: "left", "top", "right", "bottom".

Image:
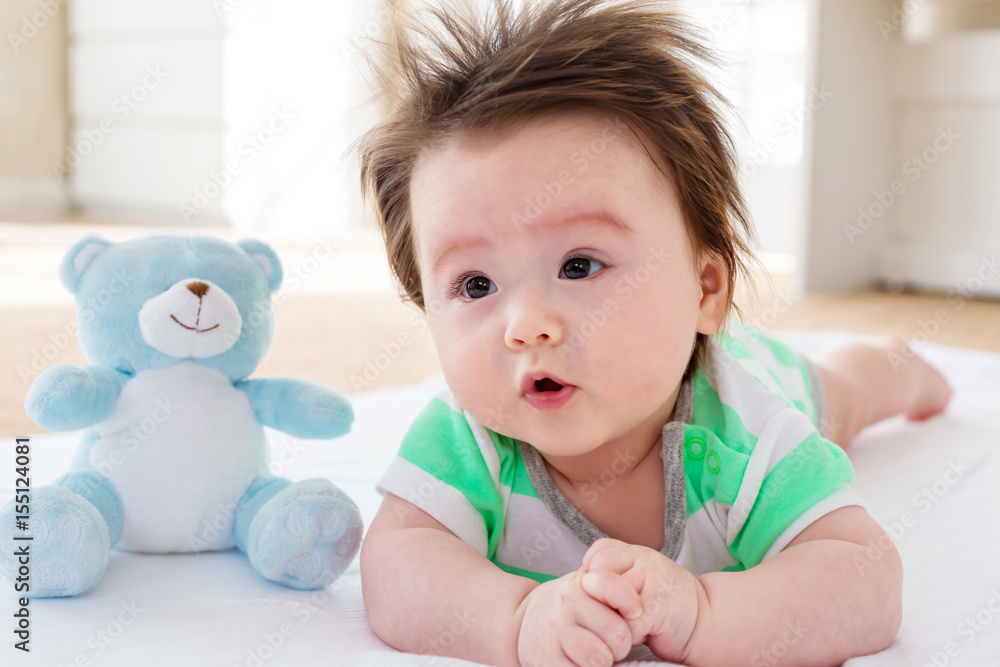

{"left": 398, "top": 397, "right": 506, "bottom": 558}
{"left": 728, "top": 432, "right": 854, "bottom": 568}
{"left": 490, "top": 432, "right": 539, "bottom": 499}
{"left": 494, "top": 560, "right": 558, "bottom": 583}
{"left": 683, "top": 368, "right": 757, "bottom": 515}
{"left": 683, "top": 424, "right": 750, "bottom": 516}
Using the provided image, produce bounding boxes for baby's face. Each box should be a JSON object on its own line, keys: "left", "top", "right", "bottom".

{"left": 409, "top": 111, "right": 725, "bottom": 458}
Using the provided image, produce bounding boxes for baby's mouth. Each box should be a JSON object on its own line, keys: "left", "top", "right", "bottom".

{"left": 535, "top": 378, "right": 564, "bottom": 392}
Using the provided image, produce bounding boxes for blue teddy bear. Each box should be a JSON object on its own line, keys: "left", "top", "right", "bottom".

{"left": 0, "top": 233, "right": 363, "bottom": 597}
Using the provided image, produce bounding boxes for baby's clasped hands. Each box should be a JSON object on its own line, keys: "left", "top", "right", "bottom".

{"left": 580, "top": 538, "right": 710, "bottom": 664}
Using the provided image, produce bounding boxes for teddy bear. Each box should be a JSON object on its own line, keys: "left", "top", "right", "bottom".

{"left": 0, "top": 233, "right": 363, "bottom": 597}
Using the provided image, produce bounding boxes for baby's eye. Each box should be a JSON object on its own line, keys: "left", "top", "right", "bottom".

{"left": 462, "top": 275, "right": 497, "bottom": 299}
{"left": 560, "top": 256, "right": 604, "bottom": 280}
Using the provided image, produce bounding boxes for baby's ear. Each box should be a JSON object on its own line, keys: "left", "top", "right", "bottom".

{"left": 59, "top": 234, "right": 112, "bottom": 294}
{"left": 237, "top": 239, "right": 283, "bottom": 294}
{"left": 695, "top": 252, "right": 728, "bottom": 336}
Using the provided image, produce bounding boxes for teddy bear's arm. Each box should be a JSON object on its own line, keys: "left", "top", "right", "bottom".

{"left": 234, "top": 377, "right": 354, "bottom": 440}
{"left": 25, "top": 364, "right": 129, "bottom": 432}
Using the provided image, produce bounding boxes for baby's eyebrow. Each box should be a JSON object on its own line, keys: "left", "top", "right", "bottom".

{"left": 428, "top": 210, "right": 630, "bottom": 277}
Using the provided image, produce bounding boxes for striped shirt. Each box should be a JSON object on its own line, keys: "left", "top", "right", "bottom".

{"left": 375, "top": 325, "right": 863, "bottom": 583}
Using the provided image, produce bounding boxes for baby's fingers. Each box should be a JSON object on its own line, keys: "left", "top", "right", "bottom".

{"left": 582, "top": 538, "right": 635, "bottom": 574}
{"left": 581, "top": 569, "right": 643, "bottom": 621}
{"left": 561, "top": 625, "right": 616, "bottom": 667}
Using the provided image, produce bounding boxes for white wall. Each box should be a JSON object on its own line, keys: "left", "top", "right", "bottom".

{"left": 801, "top": 0, "right": 1000, "bottom": 296}
{"left": 67, "top": 0, "right": 375, "bottom": 239}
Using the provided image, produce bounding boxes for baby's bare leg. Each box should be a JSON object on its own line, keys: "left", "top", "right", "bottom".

{"left": 814, "top": 335, "right": 953, "bottom": 450}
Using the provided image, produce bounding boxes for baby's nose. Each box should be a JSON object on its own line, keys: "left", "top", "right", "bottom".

{"left": 504, "top": 302, "right": 564, "bottom": 349}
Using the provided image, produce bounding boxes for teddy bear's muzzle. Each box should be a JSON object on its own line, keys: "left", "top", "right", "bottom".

{"left": 138, "top": 278, "right": 242, "bottom": 358}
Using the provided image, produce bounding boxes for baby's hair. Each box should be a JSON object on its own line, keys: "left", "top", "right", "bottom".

{"left": 354, "top": 0, "right": 758, "bottom": 377}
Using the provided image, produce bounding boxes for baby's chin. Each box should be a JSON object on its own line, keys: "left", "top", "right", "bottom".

{"left": 504, "top": 425, "right": 608, "bottom": 458}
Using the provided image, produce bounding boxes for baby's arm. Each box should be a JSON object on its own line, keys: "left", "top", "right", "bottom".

{"left": 362, "top": 492, "right": 636, "bottom": 666}
{"left": 690, "top": 505, "right": 903, "bottom": 665}
{"left": 583, "top": 506, "right": 902, "bottom": 665}
{"left": 362, "top": 492, "right": 534, "bottom": 665}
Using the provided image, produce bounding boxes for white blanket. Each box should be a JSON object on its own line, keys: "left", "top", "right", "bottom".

{"left": 2, "top": 331, "right": 998, "bottom": 666}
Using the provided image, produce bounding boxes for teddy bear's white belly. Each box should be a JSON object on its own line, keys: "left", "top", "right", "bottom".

{"left": 90, "top": 361, "right": 268, "bottom": 553}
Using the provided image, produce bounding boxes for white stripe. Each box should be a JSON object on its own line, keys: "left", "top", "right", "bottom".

{"left": 675, "top": 500, "right": 738, "bottom": 576}
{"left": 703, "top": 339, "right": 789, "bottom": 438}
{"left": 761, "top": 408, "right": 823, "bottom": 477}
{"left": 725, "top": 406, "right": 821, "bottom": 544}
{"left": 437, "top": 388, "right": 505, "bottom": 499}
{"left": 761, "top": 485, "right": 868, "bottom": 561}
{"left": 732, "top": 327, "right": 812, "bottom": 410}
{"left": 375, "top": 457, "right": 489, "bottom": 556}
{"left": 465, "top": 409, "right": 502, "bottom": 488}
{"left": 495, "top": 492, "right": 588, "bottom": 577}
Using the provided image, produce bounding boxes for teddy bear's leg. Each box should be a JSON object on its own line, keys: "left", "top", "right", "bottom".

{"left": 0, "top": 470, "right": 123, "bottom": 597}
{"left": 234, "top": 477, "right": 363, "bottom": 590}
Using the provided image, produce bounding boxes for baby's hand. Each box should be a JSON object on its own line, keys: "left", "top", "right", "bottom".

{"left": 516, "top": 569, "right": 638, "bottom": 667}
{"left": 579, "top": 538, "right": 706, "bottom": 663}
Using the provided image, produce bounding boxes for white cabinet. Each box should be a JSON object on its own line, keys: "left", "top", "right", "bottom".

{"left": 880, "top": 32, "right": 1000, "bottom": 295}
{"left": 803, "top": 0, "right": 1000, "bottom": 297}
{"left": 67, "top": 0, "right": 368, "bottom": 238}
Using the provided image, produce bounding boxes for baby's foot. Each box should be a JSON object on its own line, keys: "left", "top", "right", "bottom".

{"left": 875, "top": 335, "right": 953, "bottom": 421}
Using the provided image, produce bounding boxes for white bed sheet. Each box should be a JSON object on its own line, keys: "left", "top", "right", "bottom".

{"left": 1, "top": 331, "right": 998, "bottom": 666}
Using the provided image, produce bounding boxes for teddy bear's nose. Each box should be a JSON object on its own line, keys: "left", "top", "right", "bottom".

{"left": 186, "top": 281, "right": 210, "bottom": 298}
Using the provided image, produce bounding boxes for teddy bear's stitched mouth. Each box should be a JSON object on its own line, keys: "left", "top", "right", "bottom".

{"left": 170, "top": 314, "right": 220, "bottom": 334}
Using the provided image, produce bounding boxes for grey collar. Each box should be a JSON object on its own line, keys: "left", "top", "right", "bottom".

{"left": 518, "top": 375, "right": 693, "bottom": 561}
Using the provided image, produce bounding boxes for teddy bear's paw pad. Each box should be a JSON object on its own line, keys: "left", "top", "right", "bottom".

{"left": 246, "top": 479, "right": 364, "bottom": 590}
{"left": 283, "top": 552, "right": 323, "bottom": 582}
{"left": 34, "top": 562, "right": 77, "bottom": 593}
{"left": 285, "top": 507, "right": 311, "bottom": 537}
{"left": 0, "top": 486, "right": 111, "bottom": 597}
{"left": 58, "top": 518, "right": 83, "bottom": 545}
{"left": 319, "top": 510, "right": 341, "bottom": 537}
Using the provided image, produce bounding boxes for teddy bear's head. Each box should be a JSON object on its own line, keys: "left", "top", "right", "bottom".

{"left": 61, "top": 233, "right": 282, "bottom": 380}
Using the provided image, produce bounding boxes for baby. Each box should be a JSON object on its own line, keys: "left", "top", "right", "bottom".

{"left": 354, "top": 0, "right": 953, "bottom": 665}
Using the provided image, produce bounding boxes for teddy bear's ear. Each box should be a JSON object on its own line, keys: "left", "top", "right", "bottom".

{"left": 237, "top": 239, "right": 283, "bottom": 294}
{"left": 59, "top": 234, "right": 113, "bottom": 294}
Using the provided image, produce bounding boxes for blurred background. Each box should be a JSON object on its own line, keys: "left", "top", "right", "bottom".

{"left": 2, "top": 0, "right": 999, "bottom": 435}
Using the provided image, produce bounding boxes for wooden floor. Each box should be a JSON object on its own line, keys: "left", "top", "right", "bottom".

{"left": 2, "top": 219, "right": 999, "bottom": 437}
